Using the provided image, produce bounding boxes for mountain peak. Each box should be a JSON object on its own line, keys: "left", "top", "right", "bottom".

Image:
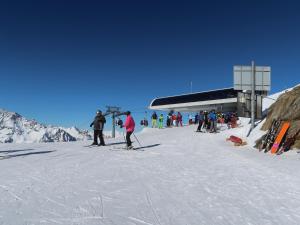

{"left": 0, "top": 109, "right": 92, "bottom": 143}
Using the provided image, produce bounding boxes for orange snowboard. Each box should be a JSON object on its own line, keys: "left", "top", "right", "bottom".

{"left": 271, "top": 122, "right": 290, "bottom": 154}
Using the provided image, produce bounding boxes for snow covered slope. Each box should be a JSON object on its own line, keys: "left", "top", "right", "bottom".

{"left": 1, "top": 125, "right": 300, "bottom": 225}
{"left": 0, "top": 109, "right": 92, "bottom": 143}
{"left": 1, "top": 86, "right": 300, "bottom": 224}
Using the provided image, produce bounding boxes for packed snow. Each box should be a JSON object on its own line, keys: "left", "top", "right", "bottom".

{"left": 1, "top": 87, "right": 300, "bottom": 225}
{"left": 1, "top": 121, "right": 300, "bottom": 225}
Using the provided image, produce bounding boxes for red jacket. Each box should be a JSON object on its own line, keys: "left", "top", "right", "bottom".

{"left": 124, "top": 115, "right": 135, "bottom": 132}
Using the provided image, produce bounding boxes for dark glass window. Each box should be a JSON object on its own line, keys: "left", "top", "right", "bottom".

{"left": 151, "top": 88, "right": 238, "bottom": 106}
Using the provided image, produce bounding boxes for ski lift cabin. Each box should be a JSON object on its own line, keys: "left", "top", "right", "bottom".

{"left": 149, "top": 88, "right": 239, "bottom": 113}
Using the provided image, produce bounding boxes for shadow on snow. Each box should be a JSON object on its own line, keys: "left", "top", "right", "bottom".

{"left": 0, "top": 148, "right": 35, "bottom": 154}
{"left": 0, "top": 150, "right": 56, "bottom": 160}
{"left": 134, "top": 143, "right": 161, "bottom": 150}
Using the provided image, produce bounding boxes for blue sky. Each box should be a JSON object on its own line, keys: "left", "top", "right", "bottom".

{"left": 0, "top": 0, "right": 299, "bottom": 130}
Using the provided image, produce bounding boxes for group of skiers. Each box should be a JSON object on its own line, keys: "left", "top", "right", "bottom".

{"left": 148, "top": 110, "right": 239, "bottom": 133}
{"left": 149, "top": 111, "right": 183, "bottom": 128}
{"left": 195, "top": 110, "right": 239, "bottom": 133}
{"left": 90, "top": 110, "right": 135, "bottom": 149}
{"left": 195, "top": 110, "right": 218, "bottom": 133}
{"left": 89, "top": 109, "right": 238, "bottom": 149}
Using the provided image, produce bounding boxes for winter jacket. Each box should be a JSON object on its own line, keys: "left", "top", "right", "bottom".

{"left": 208, "top": 112, "right": 217, "bottom": 121}
{"left": 124, "top": 115, "right": 135, "bottom": 132}
{"left": 152, "top": 113, "right": 158, "bottom": 120}
{"left": 90, "top": 114, "right": 106, "bottom": 130}
{"left": 177, "top": 113, "right": 182, "bottom": 121}
{"left": 199, "top": 113, "right": 204, "bottom": 121}
{"left": 159, "top": 115, "right": 164, "bottom": 122}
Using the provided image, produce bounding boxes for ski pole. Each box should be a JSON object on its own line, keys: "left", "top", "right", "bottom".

{"left": 122, "top": 130, "right": 126, "bottom": 143}
{"left": 133, "top": 132, "right": 142, "bottom": 147}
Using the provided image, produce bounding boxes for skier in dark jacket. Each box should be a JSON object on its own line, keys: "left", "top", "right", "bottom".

{"left": 196, "top": 111, "right": 204, "bottom": 132}
{"left": 90, "top": 110, "right": 106, "bottom": 146}
{"left": 203, "top": 111, "right": 209, "bottom": 130}
{"left": 151, "top": 112, "right": 158, "bottom": 128}
{"left": 166, "top": 112, "right": 172, "bottom": 127}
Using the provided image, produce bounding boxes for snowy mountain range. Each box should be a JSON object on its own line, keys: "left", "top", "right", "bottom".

{"left": 0, "top": 109, "right": 92, "bottom": 143}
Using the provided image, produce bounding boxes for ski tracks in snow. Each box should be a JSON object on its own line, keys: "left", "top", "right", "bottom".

{"left": 1, "top": 127, "right": 300, "bottom": 224}
{"left": 146, "top": 191, "right": 162, "bottom": 225}
{"left": 0, "top": 185, "right": 23, "bottom": 201}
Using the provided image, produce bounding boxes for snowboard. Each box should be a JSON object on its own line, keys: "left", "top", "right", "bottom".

{"left": 270, "top": 122, "right": 290, "bottom": 154}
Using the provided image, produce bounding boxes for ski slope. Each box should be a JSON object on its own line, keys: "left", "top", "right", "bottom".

{"left": 1, "top": 123, "right": 300, "bottom": 225}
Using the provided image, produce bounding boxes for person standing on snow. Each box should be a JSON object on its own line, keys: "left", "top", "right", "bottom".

{"left": 195, "top": 113, "right": 199, "bottom": 124}
{"left": 166, "top": 112, "right": 171, "bottom": 127}
{"left": 90, "top": 110, "right": 106, "bottom": 146}
{"left": 124, "top": 111, "right": 135, "bottom": 149}
{"left": 188, "top": 114, "right": 193, "bottom": 125}
{"left": 151, "top": 112, "right": 158, "bottom": 128}
{"left": 177, "top": 112, "right": 183, "bottom": 127}
{"left": 196, "top": 111, "right": 204, "bottom": 132}
{"left": 158, "top": 114, "right": 164, "bottom": 129}
{"left": 172, "top": 113, "right": 177, "bottom": 126}
{"left": 208, "top": 110, "right": 217, "bottom": 133}
{"left": 203, "top": 111, "right": 209, "bottom": 130}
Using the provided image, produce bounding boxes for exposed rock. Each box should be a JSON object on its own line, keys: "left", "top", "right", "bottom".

{"left": 258, "top": 86, "right": 300, "bottom": 149}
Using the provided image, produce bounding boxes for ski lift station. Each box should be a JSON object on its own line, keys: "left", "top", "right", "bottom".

{"left": 149, "top": 88, "right": 239, "bottom": 113}
{"left": 149, "top": 63, "right": 271, "bottom": 119}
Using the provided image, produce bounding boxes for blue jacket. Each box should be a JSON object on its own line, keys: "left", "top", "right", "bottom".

{"left": 208, "top": 112, "right": 217, "bottom": 121}
{"left": 199, "top": 114, "right": 204, "bottom": 121}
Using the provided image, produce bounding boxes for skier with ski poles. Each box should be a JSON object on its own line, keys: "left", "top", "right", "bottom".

{"left": 90, "top": 110, "right": 107, "bottom": 146}
{"left": 124, "top": 111, "right": 135, "bottom": 149}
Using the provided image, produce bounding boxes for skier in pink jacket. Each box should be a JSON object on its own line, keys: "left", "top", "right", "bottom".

{"left": 124, "top": 111, "right": 135, "bottom": 149}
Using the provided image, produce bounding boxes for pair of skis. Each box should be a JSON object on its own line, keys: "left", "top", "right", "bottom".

{"left": 84, "top": 144, "right": 145, "bottom": 151}
{"left": 259, "top": 119, "right": 281, "bottom": 152}
{"left": 259, "top": 119, "right": 294, "bottom": 154}
{"left": 110, "top": 146, "right": 142, "bottom": 151}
